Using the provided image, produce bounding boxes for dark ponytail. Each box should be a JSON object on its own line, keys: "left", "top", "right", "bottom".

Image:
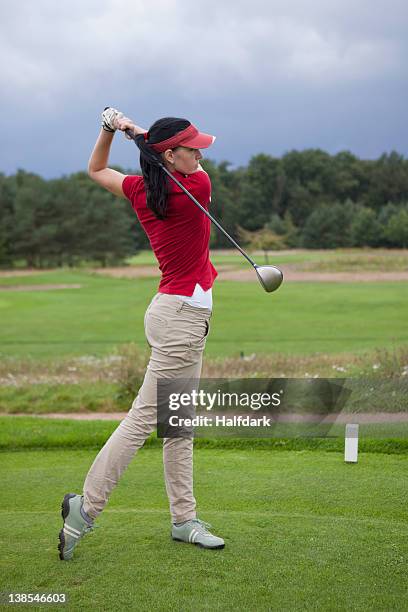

{"left": 134, "top": 117, "right": 191, "bottom": 220}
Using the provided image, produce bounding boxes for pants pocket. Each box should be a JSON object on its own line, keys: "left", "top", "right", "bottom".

{"left": 188, "top": 318, "right": 210, "bottom": 348}
{"left": 145, "top": 311, "right": 168, "bottom": 347}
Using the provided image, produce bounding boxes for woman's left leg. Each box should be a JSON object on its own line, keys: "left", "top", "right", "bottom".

{"left": 162, "top": 343, "right": 204, "bottom": 524}
{"left": 159, "top": 303, "right": 224, "bottom": 548}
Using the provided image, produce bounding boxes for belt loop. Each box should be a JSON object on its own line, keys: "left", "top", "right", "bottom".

{"left": 176, "top": 301, "right": 184, "bottom": 312}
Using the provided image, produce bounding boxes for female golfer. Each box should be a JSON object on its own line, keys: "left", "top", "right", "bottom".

{"left": 58, "top": 108, "right": 224, "bottom": 560}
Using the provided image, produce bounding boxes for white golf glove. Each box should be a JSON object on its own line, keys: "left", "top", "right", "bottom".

{"left": 101, "top": 107, "right": 124, "bottom": 132}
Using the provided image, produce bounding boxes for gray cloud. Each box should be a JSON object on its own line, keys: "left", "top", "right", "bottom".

{"left": 1, "top": 0, "right": 407, "bottom": 176}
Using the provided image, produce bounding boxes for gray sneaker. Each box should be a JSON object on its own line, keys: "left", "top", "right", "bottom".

{"left": 58, "top": 493, "right": 96, "bottom": 561}
{"left": 172, "top": 519, "right": 225, "bottom": 549}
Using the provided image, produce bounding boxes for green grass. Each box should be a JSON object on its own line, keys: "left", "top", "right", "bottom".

{"left": 0, "top": 270, "right": 89, "bottom": 286}
{"left": 126, "top": 248, "right": 408, "bottom": 270}
{"left": 126, "top": 250, "right": 324, "bottom": 267}
{"left": 1, "top": 346, "right": 408, "bottom": 418}
{"left": 2, "top": 252, "right": 406, "bottom": 609}
{"left": 0, "top": 416, "right": 124, "bottom": 451}
{"left": 303, "top": 253, "right": 408, "bottom": 272}
{"left": 0, "top": 382, "right": 125, "bottom": 414}
{"left": 1, "top": 447, "right": 407, "bottom": 610}
{"left": 1, "top": 270, "right": 407, "bottom": 358}
{"left": 1, "top": 416, "right": 408, "bottom": 454}
{"left": 1, "top": 377, "right": 407, "bottom": 418}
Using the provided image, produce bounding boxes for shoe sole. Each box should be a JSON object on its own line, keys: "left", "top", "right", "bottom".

{"left": 58, "top": 493, "right": 77, "bottom": 561}
{"left": 172, "top": 536, "right": 225, "bottom": 550}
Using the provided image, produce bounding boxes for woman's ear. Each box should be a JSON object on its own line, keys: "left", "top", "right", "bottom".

{"left": 163, "top": 149, "right": 175, "bottom": 166}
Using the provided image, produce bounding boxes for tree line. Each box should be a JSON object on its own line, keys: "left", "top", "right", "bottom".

{"left": 1, "top": 149, "right": 408, "bottom": 267}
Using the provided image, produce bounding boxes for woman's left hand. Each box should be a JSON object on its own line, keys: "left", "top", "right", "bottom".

{"left": 115, "top": 116, "right": 146, "bottom": 139}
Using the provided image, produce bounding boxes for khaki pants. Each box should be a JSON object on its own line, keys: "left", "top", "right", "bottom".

{"left": 82, "top": 293, "right": 212, "bottom": 524}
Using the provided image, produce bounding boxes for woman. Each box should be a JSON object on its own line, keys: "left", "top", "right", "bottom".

{"left": 58, "top": 108, "right": 224, "bottom": 561}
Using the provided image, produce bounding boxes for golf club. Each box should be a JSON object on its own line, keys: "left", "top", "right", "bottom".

{"left": 126, "top": 129, "right": 283, "bottom": 293}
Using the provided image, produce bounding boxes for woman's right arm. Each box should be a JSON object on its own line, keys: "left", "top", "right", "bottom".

{"left": 88, "top": 110, "right": 147, "bottom": 198}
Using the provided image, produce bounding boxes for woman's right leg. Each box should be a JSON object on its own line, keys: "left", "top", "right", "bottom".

{"left": 82, "top": 294, "right": 166, "bottom": 519}
{"left": 60, "top": 348, "right": 161, "bottom": 560}
{"left": 82, "top": 369, "right": 159, "bottom": 520}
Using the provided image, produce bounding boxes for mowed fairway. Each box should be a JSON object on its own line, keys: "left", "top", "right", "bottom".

{"left": 1, "top": 448, "right": 407, "bottom": 610}
{"left": 0, "top": 269, "right": 407, "bottom": 358}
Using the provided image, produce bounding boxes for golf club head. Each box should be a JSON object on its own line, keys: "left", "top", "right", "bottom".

{"left": 255, "top": 265, "right": 283, "bottom": 293}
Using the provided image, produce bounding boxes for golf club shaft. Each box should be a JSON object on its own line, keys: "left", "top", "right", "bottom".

{"left": 161, "top": 165, "right": 257, "bottom": 268}
{"left": 126, "top": 129, "right": 257, "bottom": 268}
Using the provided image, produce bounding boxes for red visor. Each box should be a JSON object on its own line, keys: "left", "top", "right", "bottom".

{"left": 149, "top": 124, "right": 216, "bottom": 152}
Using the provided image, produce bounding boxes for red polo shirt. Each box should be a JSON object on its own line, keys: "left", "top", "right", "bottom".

{"left": 122, "top": 170, "right": 218, "bottom": 296}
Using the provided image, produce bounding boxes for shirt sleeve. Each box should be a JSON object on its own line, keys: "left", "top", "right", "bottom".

{"left": 122, "top": 175, "right": 142, "bottom": 201}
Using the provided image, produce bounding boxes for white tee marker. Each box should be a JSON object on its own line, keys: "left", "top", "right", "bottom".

{"left": 345, "top": 424, "right": 359, "bottom": 463}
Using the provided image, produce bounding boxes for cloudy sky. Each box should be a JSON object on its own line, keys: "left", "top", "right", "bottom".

{"left": 1, "top": 0, "right": 407, "bottom": 177}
